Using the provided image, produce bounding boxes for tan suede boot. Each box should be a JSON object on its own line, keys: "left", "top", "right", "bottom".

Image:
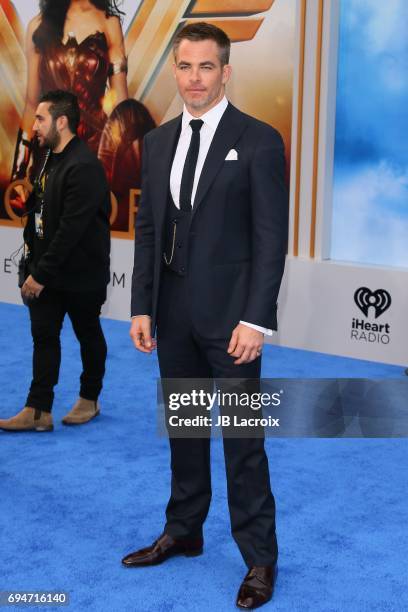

{"left": 62, "top": 397, "right": 100, "bottom": 425}
{"left": 0, "top": 407, "right": 53, "bottom": 432}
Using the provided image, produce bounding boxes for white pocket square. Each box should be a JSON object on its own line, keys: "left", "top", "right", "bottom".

{"left": 225, "top": 148, "right": 238, "bottom": 161}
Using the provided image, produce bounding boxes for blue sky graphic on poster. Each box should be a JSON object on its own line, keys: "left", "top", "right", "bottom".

{"left": 331, "top": 0, "right": 408, "bottom": 268}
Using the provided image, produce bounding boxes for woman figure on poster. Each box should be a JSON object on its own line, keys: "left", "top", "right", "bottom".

{"left": 11, "top": 0, "right": 155, "bottom": 231}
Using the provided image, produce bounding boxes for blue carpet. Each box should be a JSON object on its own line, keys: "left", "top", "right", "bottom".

{"left": 0, "top": 302, "right": 406, "bottom": 612}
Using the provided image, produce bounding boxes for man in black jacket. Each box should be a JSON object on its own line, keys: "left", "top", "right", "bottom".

{"left": 0, "top": 90, "right": 110, "bottom": 432}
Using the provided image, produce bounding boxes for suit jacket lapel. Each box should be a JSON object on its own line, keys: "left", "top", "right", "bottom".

{"left": 192, "top": 103, "right": 247, "bottom": 218}
{"left": 152, "top": 115, "right": 182, "bottom": 224}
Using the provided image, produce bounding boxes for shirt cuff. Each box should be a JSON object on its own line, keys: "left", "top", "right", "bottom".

{"left": 240, "top": 320, "right": 273, "bottom": 336}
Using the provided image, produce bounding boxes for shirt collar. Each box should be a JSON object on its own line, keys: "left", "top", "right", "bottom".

{"left": 51, "top": 135, "right": 79, "bottom": 161}
{"left": 181, "top": 96, "right": 228, "bottom": 134}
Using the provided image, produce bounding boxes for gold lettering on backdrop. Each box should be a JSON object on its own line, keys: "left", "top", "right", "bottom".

{"left": 109, "top": 191, "right": 118, "bottom": 226}
{"left": 128, "top": 189, "right": 141, "bottom": 239}
{"left": 110, "top": 189, "right": 140, "bottom": 240}
{"left": 2, "top": 184, "right": 138, "bottom": 236}
{"left": 4, "top": 179, "right": 32, "bottom": 224}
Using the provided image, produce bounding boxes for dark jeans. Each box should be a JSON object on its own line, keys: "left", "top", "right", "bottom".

{"left": 26, "top": 287, "right": 107, "bottom": 413}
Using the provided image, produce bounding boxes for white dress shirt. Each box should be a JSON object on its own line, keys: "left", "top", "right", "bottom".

{"left": 169, "top": 96, "right": 272, "bottom": 337}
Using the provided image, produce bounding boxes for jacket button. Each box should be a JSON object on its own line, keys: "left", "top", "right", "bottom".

{"left": 177, "top": 242, "right": 182, "bottom": 248}
{"left": 180, "top": 266, "right": 185, "bottom": 273}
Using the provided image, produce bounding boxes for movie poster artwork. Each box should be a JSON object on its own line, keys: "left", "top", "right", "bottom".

{"left": 0, "top": 0, "right": 295, "bottom": 238}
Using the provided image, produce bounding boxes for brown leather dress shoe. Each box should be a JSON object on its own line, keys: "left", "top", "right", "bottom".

{"left": 121, "top": 533, "right": 203, "bottom": 567}
{"left": 236, "top": 566, "right": 276, "bottom": 609}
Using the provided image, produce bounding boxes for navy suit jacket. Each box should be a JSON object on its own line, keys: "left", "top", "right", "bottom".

{"left": 131, "top": 102, "right": 288, "bottom": 338}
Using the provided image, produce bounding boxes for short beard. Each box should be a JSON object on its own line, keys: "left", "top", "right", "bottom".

{"left": 43, "top": 121, "right": 61, "bottom": 150}
{"left": 185, "top": 87, "right": 223, "bottom": 113}
{"left": 187, "top": 94, "right": 213, "bottom": 111}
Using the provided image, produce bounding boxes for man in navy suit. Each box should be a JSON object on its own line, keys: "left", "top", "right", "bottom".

{"left": 123, "top": 22, "right": 288, "bottom": 609}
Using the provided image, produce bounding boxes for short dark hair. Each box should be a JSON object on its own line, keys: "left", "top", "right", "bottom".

{"left": 39, "top": 90, "right": 80, "bottom": 134}
{"left": 173, "top": 22, "right": 231, "bottom": 66}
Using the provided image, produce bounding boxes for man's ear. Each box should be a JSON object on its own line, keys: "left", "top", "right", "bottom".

{"left": 222, "top": 64, "right": 232, "bottom": 85}
{"left": 56, "top": 115, "right": 68, "bottom": 132}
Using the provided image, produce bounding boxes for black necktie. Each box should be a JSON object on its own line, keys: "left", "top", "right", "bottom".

{"left": 179, "top": 119, "right": 204, "bottom": 210}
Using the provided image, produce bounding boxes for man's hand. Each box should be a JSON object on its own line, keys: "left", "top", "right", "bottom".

{"left": 130, "top": 315, "right": 157, "bottom": 353}
{"left": 22, "top": 274, "right": 44, "bottom": 299}
{"left": 227, "top": 323, "right": 263, "bottom": 365}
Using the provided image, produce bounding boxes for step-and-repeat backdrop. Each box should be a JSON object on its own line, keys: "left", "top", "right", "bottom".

{"left": 1, "top": 0, "right": 407, "bottom": 366}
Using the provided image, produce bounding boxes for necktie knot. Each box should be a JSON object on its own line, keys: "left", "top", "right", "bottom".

{"left": 190, "top": 119, "right": 203, "bottom": 133}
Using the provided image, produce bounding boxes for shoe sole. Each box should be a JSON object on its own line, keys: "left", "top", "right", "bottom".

{"left": 184, "top": 548, "right": 203, "bottom": 557}
{"left": 62, "top": 410, "right": 100, "bottom": 426}
{"left": 0, "top": 426, "right": 53, "bottom": 432}
{"left": 122, "top": 548, "right": 203, "bottom": 567}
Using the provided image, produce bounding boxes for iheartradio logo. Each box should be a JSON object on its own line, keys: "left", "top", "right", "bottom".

{"left": 354, "top": 287, "right": 391, "bottom": 319}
